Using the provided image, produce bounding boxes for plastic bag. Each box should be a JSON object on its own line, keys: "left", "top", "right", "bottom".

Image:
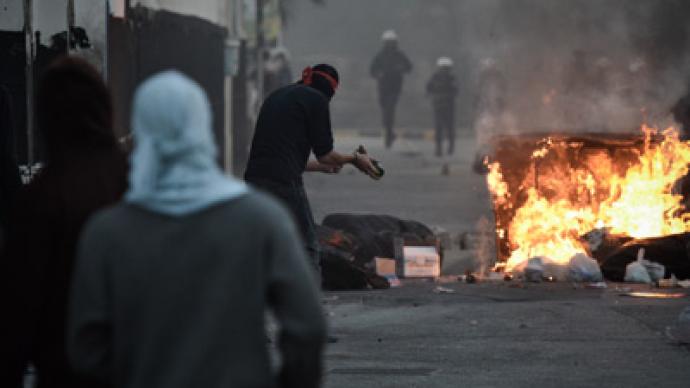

{"left": 524, "top": 257, "right": 544, "bottom": 282}
{"left": 642, "top": 260, "right": 665, "bottom": 282}
{"left": 624, "top": 249, "right": 652, "bottom": 284}
{"left": 567, "top": 253, "right": 603, "bottom": 282}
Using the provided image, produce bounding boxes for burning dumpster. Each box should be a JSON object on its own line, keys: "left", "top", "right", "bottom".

{"left": 485, "top": 126, "right": 690, "bottom": 280}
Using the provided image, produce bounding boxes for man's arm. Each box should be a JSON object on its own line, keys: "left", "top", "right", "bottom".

{"left": 317, "top": 150, "right": 379, "bottom": 177}
{"left": 305, "top": 160, "right": 341, "bottom": 174}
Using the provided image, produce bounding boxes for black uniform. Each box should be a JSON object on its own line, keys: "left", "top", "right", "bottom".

{"left": 245, "top": 83, "right": 334, "bottom": 271}
{"left": 426, "top": 69, "right": 458, "bottom": 156}
{"left": 370, "top": 43, "right": 412, "bottom": 148}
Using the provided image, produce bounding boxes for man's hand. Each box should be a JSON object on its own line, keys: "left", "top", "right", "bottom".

{"left": 316, "top": 149, "right": 382, "bottom": 179}
{"left": 352, "top": 152, "right": 380, "bottom": 179}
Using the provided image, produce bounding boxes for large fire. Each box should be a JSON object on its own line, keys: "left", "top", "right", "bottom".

{"left": 487, "top": 126, "right": 690, "bottom": 272}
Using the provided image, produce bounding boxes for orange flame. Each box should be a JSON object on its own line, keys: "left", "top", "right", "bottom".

{"left": 487, "top": 126, "right": 690, "bottom": 272}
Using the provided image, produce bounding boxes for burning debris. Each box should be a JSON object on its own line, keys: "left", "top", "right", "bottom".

{"left": 486, "top": 126, "right": 690, "bottom": 281}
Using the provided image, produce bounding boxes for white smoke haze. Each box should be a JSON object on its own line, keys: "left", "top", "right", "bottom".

{"left": 286, "top": 0, "right": 690, "bottom": 133}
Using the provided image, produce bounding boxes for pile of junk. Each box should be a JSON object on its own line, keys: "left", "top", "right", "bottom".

{"left": 317, "top": 214, "right": 443, "bottom": 290}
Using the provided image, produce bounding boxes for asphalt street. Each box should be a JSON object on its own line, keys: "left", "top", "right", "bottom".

{"left": 302, "top": 133, "right": 690, "bottom": 388}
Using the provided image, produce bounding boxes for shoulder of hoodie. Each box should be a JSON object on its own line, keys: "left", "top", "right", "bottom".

{"left": 80, "top": 190, "right": 297, "bottom": 242}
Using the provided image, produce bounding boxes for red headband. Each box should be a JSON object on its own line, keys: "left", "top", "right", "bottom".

{"left": 301, "top": 67, "right": 339, "bottom": 91}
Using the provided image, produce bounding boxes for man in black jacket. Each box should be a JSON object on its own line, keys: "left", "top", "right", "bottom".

{"left": 245, "top": 64, "right": 379, "bottom": 276}
{"left": 370, "top": 30, "right": 413, "bottom": 148}
{"left": 427, "top": 57, "right": 459, "bottom": 156}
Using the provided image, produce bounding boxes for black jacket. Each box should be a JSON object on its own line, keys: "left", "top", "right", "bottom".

{"left": 370, "top": 45, "right": 413, "bottom": 95}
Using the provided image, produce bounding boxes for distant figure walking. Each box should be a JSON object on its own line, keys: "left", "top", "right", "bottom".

{"left": 2, "top": 57, "right": 127, "bottom": 388}
{"left": 426, "top": 57, "right": 458, "bottom": 156}
{"left": 67, "top": 71, "right": 327, "bottom": 388}
{"left": 370, "top": 30, "right": 413, "bottom": 148}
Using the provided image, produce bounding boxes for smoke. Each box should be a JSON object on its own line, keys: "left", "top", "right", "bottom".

{"left": 287, "top": 0, "right": 690, "bottom": 133}
{"left": 459, "top": 0, "right": 690, "bottom": 133}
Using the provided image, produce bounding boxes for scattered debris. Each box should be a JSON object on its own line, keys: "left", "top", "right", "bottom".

{"left": 375, "top": 257, "right": 396, "bottom": 277}
{"left": 441, "top": 163, "right": 450, "bottom": 176}
{"left": 678, "top": 280, "right": 690, "bottom": 289}
{"left": 464, "top": 271, "right": 477, "bottom": 284}
{"left": 644, "top": 260, "right": 666, "bottom": 283}
{"left": 567, "top": 253, "right": 603, "bottom": 282}
{"left": 434, "top": 275, "right": 459, "bottom": 284}
{"left": 582, "top": 227, "right": 609, "bottom": 253}
{"left": 384, "top": 274, "right": 402, "bottom": 288}
{"left": 585, "top": 282, "right": 608, "bottom": 289}
{"left": 624, "top": 249, "right": 653, "bottom": 284}
{"left": 524, "top": 257, "right": 544, "bottom": 282}
{"left": 658, "top": 278, "right": 677, "bottom": 288}
{"left": 433, "top": 286, "right": 456, "bottom": 294}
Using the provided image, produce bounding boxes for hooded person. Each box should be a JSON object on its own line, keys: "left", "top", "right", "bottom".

{"left": 370, "top": 30, "right": 413, "bottom": 148}
{"left": 1, "top": 57, "right": 127, "bottom": 388}
{"left": 67, "top": 70, "right": 327, "bottom": 388}
{"left": 244, "top": 63, "right": 379, "bottom": 278}
{"left": 426, "top": 57, "right": 459, "bottom": 156}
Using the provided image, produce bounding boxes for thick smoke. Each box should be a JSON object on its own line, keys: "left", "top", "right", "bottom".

{"left": 459, "top": 0, "right": 690, "bottom": 134}
{"left": 287, "top": 0, "right": 690, "bottom": 134}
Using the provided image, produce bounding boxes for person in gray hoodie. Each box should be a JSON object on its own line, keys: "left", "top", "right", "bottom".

{"left": 67, "top": 71, "right": 326, "bottom": 388}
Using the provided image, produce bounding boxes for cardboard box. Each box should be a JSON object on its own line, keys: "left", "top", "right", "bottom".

{"left": 375, "top": 257, "right": 397, "bottom": 276}
{"left": 401, "top": 246, "right": 441, "bottom": 278}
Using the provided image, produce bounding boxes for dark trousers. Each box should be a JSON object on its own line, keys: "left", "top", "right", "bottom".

{"left": 378, "top": 91, "right": 400, "bottom": 148}
{"left": 433, "top": 104, "right": 455, "bottom": 156}
{"left": 245, "top": 178, "right": 320, "bottom": 273}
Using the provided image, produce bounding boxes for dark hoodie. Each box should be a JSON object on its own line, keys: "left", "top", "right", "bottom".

{"left": 1, "top": 57, "right": 127, "bottom": 388}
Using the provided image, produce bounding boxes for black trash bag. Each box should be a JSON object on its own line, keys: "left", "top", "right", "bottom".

{"left": 321, "top": 214, "right": 435, "bottom": 269}
{"left": 319, "top": 244, "right": 368, "bottom": 290}
{"left": 600, "top": 232, "right": 690, "bottom": 281}
{"left": 316, "top": 225, "right": 389, "bottom": 290}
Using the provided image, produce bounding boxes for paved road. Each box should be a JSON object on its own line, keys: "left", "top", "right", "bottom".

{"left": 302, "top": 133, "right": 690, "bottom": 387}
{"left": 320, "top": 281, "right": 690, "bottom": 388}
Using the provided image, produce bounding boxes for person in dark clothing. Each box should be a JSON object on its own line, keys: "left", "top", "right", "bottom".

{"left": 68, "top": 70, "right": 326, "bottom": 388}
{"left": 1, "top": 57, "right": 127, "bottom": 388}
{"left": 245, "top": 63, "right": 379, "bottom": 275}
{"left": 0, "top": 84, "right": 22, "bottom": 232}
{"left": 672, "top": 84, "right": 690, "bottom": 141}
{"left": 426, "top": 57, "right": 459, "bottom": 156}
{"left": 370, "top": 30, "right": 413, "bottom": 148}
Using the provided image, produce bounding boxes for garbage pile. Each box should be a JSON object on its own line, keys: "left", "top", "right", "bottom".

{"left": 502, "top": 228, "right": 690, "bottom": 285}
{"left": 317, "top": 214, "right": 439, "bottom": 290}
